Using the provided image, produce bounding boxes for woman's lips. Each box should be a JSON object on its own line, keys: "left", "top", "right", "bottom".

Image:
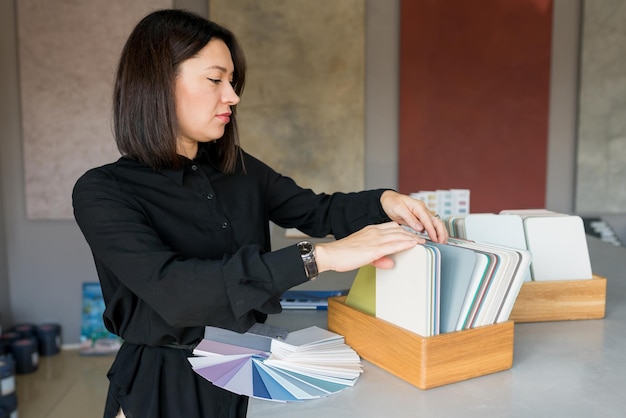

{"left": 216, "top": 113, "right": 231, "bottom": 123}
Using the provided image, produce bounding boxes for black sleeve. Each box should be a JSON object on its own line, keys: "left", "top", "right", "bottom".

{"left": 244, "top": 152, "right": 392, "bottom": 239}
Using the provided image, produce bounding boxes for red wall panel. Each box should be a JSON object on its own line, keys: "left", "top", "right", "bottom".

{"left": 399, "top": 0, "right": 552, "bottom": 213}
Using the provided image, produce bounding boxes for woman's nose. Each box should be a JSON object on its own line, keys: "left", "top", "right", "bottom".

{"left": 223, "top": 84, "right": 240, "bottom": 105}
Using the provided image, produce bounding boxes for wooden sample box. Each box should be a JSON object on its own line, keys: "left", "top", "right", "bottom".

{"left": 327, "top": 296, "right": 514, "bottom": 390}
{"left": 509, "top": 274, "right": 607, "bottom": 322}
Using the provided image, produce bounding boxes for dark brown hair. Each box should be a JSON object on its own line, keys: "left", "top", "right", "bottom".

{"left": 113, "top": 9, "right": 246, "bottom": 172}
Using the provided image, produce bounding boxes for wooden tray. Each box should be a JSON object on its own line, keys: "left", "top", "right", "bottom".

{"left": 327, "top": 296, "right": 514, "bottom": 390}
{"left": 509, "top": 274, "right": 607, "bottom": 322}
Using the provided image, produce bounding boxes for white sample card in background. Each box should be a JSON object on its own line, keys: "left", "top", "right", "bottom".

{"left": 464, "top": 213, "right": 532, "bottom": 282}
{"left": 523, "top": 215, "right": 593, "bottom": 281}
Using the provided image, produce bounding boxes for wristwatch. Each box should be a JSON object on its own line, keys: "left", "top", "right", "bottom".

{"left": 297, "top": 241, "right": 319, "bottom": 281}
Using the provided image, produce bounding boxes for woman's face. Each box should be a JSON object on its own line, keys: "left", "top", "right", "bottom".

{"left": 174, "top": 38, "right": 240, "bottom": 158}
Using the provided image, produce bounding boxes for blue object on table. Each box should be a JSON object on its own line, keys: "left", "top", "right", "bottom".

{"left": 279, "top": 289, "right": 349, "bottom": 310}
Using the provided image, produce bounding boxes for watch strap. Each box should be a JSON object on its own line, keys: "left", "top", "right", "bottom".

{"left": 297, "top": 241, "right": 319, "bottom": 281}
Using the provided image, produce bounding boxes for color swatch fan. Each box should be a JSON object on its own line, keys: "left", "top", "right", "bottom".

{"left": 188, "top": 326, "right": 362, "bottom": 402}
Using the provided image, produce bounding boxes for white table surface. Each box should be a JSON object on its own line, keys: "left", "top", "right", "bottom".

{"left": 248, "top": 237, "right": 626, "bottom": 418}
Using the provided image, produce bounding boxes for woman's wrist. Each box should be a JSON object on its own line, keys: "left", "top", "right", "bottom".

{"left": 312, "top": 243, "right": 332, "bottom": 274}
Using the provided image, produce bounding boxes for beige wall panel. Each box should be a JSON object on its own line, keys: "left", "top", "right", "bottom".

{"left": 210, "top": 0, "right": 365, "bottom": 194}
{"left": 18, "top": 0, "right": 172, "bottom": 219}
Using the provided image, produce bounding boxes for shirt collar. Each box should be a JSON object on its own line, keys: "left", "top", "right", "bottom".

{"left": 158, "top": 144, "right": 215, "bottom": 185}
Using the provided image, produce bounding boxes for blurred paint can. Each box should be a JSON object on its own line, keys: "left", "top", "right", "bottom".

{"left": 10, "top": 323, "right": 36, "bottom": 339}
{"left": 11, "top": 338, "right": 38, "bottom": 374}
{"left": 0, "top": 355, "right": 17, "bottom": 418}
{"left": 36, "top": 323, "right": 62, "bottom": 356}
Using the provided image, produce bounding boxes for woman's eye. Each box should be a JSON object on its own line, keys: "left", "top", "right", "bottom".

{"left": 207, "top": 78, "right": 221, "bottom": 84}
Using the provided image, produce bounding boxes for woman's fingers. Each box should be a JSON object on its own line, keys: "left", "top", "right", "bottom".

{"left": 315, "top": 222, "right": 421, "bottom": 273}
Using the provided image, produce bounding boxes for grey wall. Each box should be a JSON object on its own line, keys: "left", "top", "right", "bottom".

{"left": 1, "top": 1, "right": 26, "bottom": 331}
{"left": 576, "top": 0, "right": 626, "bottom": 213}
{"left": 364, "top": 0, "right": 399, "bottom": 190}
{"left": 546, "top": 0, "right": 581, "bottom": 213}
{"left": 0, "top": 0, "right": 581, "bottom": 344}
{"left": 0, "top": 4, "right": 10, "bottom": 325}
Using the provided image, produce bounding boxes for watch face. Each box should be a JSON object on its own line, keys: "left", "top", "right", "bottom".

{"left": 298, "top": 241, "right": 314, "bottom": 256}
{"left": 297, "top": 240, "right": 318, "bottom": 280}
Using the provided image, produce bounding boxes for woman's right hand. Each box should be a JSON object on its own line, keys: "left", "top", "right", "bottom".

{"left": 314, "top": 222, "right": 423, "bottom": 273}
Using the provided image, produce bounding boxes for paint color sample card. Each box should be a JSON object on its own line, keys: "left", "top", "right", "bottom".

{"left": 426, "top": 241, "right": 479, "bottom": 333}
{"left": 375, "top": 245, "right": 439, "bottom": 337}
{"left": 499, "top": 209, "right": 562, "bottom": 217}
{"left": 523, "top": 215, "right": 593, "bottom": 281}
{"left": 464, "top": 213, "right": 532, "bottom": 282}
{"left": 344, "top": 265, "right": 376, "bottom": 316}
{"left": 425, "top": 245, "right": 441, "bottom": 335}
{"left": 450, "top": 245, "right": 500, "bottom": 330}
{"left": 445, "top": 215, "right": 468, "bottom": 239}
{"left": 190, "top": 326, "right": 361, "bottom": 402}
{"left": 451, "top": 240, "right": 531, "bottom": 326}
{"left": 374, "top": 239, "right": 529, "bottom": 337}
{"left": 450, "top": 210, "right": 593, "bottom": 283}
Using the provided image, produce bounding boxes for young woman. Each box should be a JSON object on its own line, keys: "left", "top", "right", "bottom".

{"left": 73, "top": 9, "right": 447, "bottom": 418}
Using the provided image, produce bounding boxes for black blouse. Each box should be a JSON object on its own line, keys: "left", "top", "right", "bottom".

{"left": 72, "top": 147, "right": 389, "bottom": 417}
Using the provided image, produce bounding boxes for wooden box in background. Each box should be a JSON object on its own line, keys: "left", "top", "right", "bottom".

{"left": 509, "top": 274, "right": 607, "bottom": 322}
{"left": 327, "top": 296, "right": 514, "bottom": 390}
